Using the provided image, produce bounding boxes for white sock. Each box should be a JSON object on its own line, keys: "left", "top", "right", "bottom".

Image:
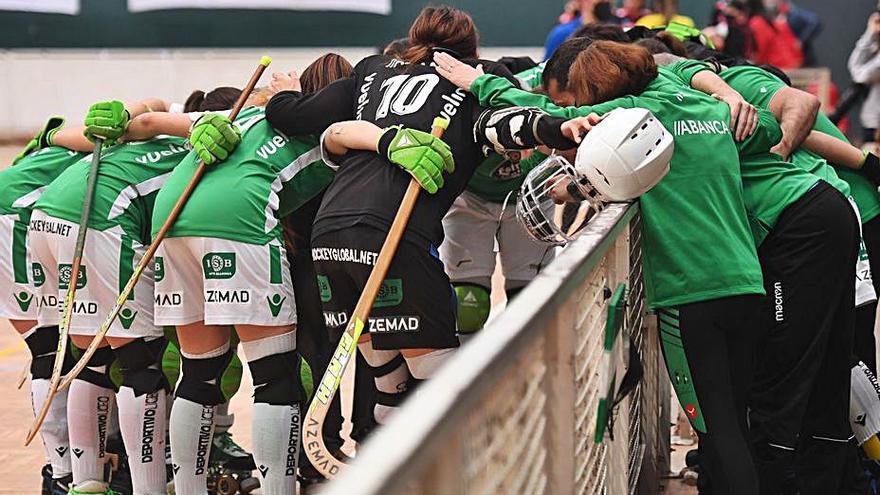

{"left": 117, "top": 386, "right": 167, "bottom": 494}
{"left": 214, "top": 401, "right": 234, "bottom": 435}
{"left": 67, "top": 379, "right": 115, "bottom": 485}
{"left": 170, "top": 398, "right": 214, "bottom": 495}
{"left": 252, "top": 403, "right": 300, "bottom": 495}
{"left": 31, "top": 378, "right": 72, "bottom": 478}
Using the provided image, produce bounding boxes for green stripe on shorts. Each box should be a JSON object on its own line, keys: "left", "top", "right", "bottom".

{"left": 269, "top": 244, "right": 282, "bottom": 284}
{"left": 657, "top": 308, "right": 707, "bottom": 433}
{"left": 12, "top": 219, "right": 29, "bottom": 284}
{"left": 119, "top": 234, "right": 135, "bottom": 301}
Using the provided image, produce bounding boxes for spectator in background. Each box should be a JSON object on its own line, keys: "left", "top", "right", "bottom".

{"left": 849, "top": 12, "right": 880, "bottom": 143}
{"left": 745, "top": 0, "right": 804, "bottom": 69}
{"left": 544, "top": 0, "right": 622, "bottom": 59}
{"left": 636, "top": 0, "right": 695, "bottom": 28}
{"left": 780, "top": 0, "right": 822, "bottom": 66}
{"left": 706, "top": 1, "right": 753, "bottom": 60}
{"left": 617, "top": 0, "right": 651, "bottom": 27}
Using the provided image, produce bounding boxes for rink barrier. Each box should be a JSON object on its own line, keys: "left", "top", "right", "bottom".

{"left": 320, "top": 203, "right": 670, "bottom": 495}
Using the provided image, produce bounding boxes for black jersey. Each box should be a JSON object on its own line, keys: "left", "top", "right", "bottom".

{"left": 265, "top": 53, "right": 522, "bottom": 249}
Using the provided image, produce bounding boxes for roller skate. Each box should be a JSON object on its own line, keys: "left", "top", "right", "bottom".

{"left": 206, "top": 431, "right": 260, "bottom": 494}
{"left": 41, "top": 464, "right": 72, "bottom": 495}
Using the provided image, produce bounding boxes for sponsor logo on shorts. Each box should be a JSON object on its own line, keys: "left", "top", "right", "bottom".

{"left": 154, "top": 256, "right": 165, "bottom": 282}
{"left": 258, "top": 465, "right": 269, "bottom": 478}
{"left": 368, "top": 316, "right": 420, "bottom": 333}
{"left": 317, "top": 275, "right": 332, "bottom": 303}
{"left": 58, "top": 264, "right": 87, "bottom": 290}
{"left": 323, "top": 311, "right": 349, "bottom": 328}
{"left": 856, "top": 413, "right": 868, "bottom": 426}
{"left": 141, "top": 392, "right": 159, "bottom": 463}
{"left": 202, "top": 252, "right": 236, "bottom": 279}
{"left": 54, "top": 446, "right": 68, "bottom": 458}
{"left": 205, "top": 289, "right": 250, "bottom": 304}
{"left": 31, "top": 263, "right": 45, "bottom": 287}
{"left": 311, "top": 247, "right": 378, "bottom": 266}
{"left": 119, "top": 308, "right": 138, "bottom": 330}
{"left": 14, "top": 291, "right": 33, "bottom": 312}
{"left": 29, "top": 218, "right": 72, "bottom": 237}
{"left": 172, "top": 464, "right": 180, "bottom": 475}
{"left": 373, "top": 279, "right": 403, "bottom": 308}
{"left": 37, "top": 295, "right": 58, "bottom": 310}
{"left": 194, "top": 406, "right": 214, "bottom": 475}
{"left": 72, "top": 448, "right": 84, "bottom": 458}
{"left": 155, "top": 292, "right": 183, "bottom": 307}
{"left": 68, "top": 300, "right": 98, "bottom": 315}
{"left": 773, "top": 281, "right": 784, "bottom": 322}
{"left": 267, "top": 294, "right": 286, "bottom": 317}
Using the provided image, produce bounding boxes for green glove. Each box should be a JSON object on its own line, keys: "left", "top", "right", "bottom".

{"left": 189, "top": 113, "right": 241, "bottom": 165}
{"left": 84, "top": 100, "right": 130, "bottom": 145}
{"left": 13, "top": 116, "right": 65, "bottom": 165}
{"left": 378, "top": 126, "right": 455, "bottom": 194}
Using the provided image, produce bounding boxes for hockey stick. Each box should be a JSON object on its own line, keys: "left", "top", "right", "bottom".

{"left": 25, "top": 136, "right": 103, "bottom": 446}
{"left": 36, "top": 56, "right": 271, "bottom": 426}
{"left": 303, "top": 117, "right": 450, "bottom": 479}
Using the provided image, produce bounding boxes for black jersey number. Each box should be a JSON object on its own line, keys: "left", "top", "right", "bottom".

{"left": 375, "top": 74, "right": 440, "bottom": 119}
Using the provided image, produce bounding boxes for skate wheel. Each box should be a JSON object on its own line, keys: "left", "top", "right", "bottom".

{"left": 216, "top": 475, "right": 239, "bottom": 495}
{"left": 239, "top": 476, "right": 260, "bottom": 493}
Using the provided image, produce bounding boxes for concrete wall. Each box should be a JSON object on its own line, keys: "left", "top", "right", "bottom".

{"left": 0, "top": 47, "right": 543, "bottom": 138}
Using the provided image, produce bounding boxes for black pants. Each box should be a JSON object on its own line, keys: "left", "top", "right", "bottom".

{"left": 658, "top": 294, "right": 764, "bottom": 495}
{"left": 751, "top": 182, "right": 859, "bottom": 495}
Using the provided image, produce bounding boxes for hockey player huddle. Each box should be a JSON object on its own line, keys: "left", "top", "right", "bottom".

{"left": 4, "top": 4, "right": 880, "bottom": 495}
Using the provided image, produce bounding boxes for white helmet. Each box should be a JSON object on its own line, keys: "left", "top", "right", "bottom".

{"left": 574, "top": 108, "right": 674, "bottom": 202}
{"left": 516, "top": 154, "right": 604, "bottom": 246}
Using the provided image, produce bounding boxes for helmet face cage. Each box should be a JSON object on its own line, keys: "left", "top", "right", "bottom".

{"left": 516, "top": 154, "right": 605, "bottom": 246}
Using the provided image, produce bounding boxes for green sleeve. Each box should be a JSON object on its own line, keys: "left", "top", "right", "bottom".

{"left": 520, "top": 150, "right": 549, "bottom": 175}
{"left": 737, "top": 109, "right": 783, "bottom": 156}
{"left": 662, "top": 60, "right": 715, "bottom": 88}
{"left": 470, "top": 73, "right": 632, "bottom": 119}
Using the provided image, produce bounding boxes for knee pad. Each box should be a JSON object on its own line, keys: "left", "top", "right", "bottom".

{"left": 25, "top": 325, "right": 63, "bottom": 380}
{"left": 76, "top": 345, "right": 117, "bottom": 390}
{"left": 454, "top": 283, "right": 491, "bottom": 335}
{"left": 243, "top": 331, "right": 304, "bottom": 406}
{"left": 113, "top": 337, "right": 170, "bottom": 396}
{"left": 359, "top": 344, "right": 410, "bottom": 423}
{"left": 176, "top": 343, "right": 233, "bottom": 406}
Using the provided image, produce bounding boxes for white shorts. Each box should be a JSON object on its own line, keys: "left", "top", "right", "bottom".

{"left": 154, "top": 236, "right": 296, "bottom": 326}
{"left": 27, "top": 209, "right": 162, "bottom": 338}
{"left": 0, "top": 213, "right": 39, "bottom": 320}
{"left": 440, "top": 190, "right": 553, "bottom": 289}
{"left": 852, "top": 198, "right": 878, "bottom": 307}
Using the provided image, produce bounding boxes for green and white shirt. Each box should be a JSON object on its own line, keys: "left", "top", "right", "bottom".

{"left": 152, "top": 106, "right": 333, "bottom": 245}
{"left": 0, "top": 146, "right": 84, "bottom": 284}
{"left": 470, "top": 69, "right": 766, "bottom": 309}
{"left": 35, "top": 137, "right": 190, "bottom": 243}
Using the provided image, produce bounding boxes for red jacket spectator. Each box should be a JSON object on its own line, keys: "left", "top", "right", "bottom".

{"left": 748, "top": 12, "right": 804, "bottom": 68}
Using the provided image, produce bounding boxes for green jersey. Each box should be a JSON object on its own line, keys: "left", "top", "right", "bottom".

{"left": 812, "top": 114, "right": 880, "bottom": 222}
{"left": 0, "top": 146, "right": 85, "bottom": 220}
{"left": 152, "top": 106, "right": 332, "bottom": 245}
{"left": 466, "top": 65, "right": 546, "bottom": 203}
{"left": 672, "top": 60, "right": 879, "bottom": 221}
{"left": 35, "top": 137, "right": 189, "bottom": 243}
{"left": 470, "top": 70, "right": 766, "bottom": 309}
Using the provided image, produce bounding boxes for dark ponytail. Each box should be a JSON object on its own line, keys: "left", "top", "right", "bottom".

{"left": 183, "top": 86, "right": 242, "bottom": 112}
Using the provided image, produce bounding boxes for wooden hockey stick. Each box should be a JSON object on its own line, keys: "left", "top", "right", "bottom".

{"left": 31, "top": 56, "right": 271, "bottom": 437}
{"left": 25, "top": 136, "right": 103, "bottom": 446}
{"left": 303, "top": 117, "right": 449, "bottom": 479}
